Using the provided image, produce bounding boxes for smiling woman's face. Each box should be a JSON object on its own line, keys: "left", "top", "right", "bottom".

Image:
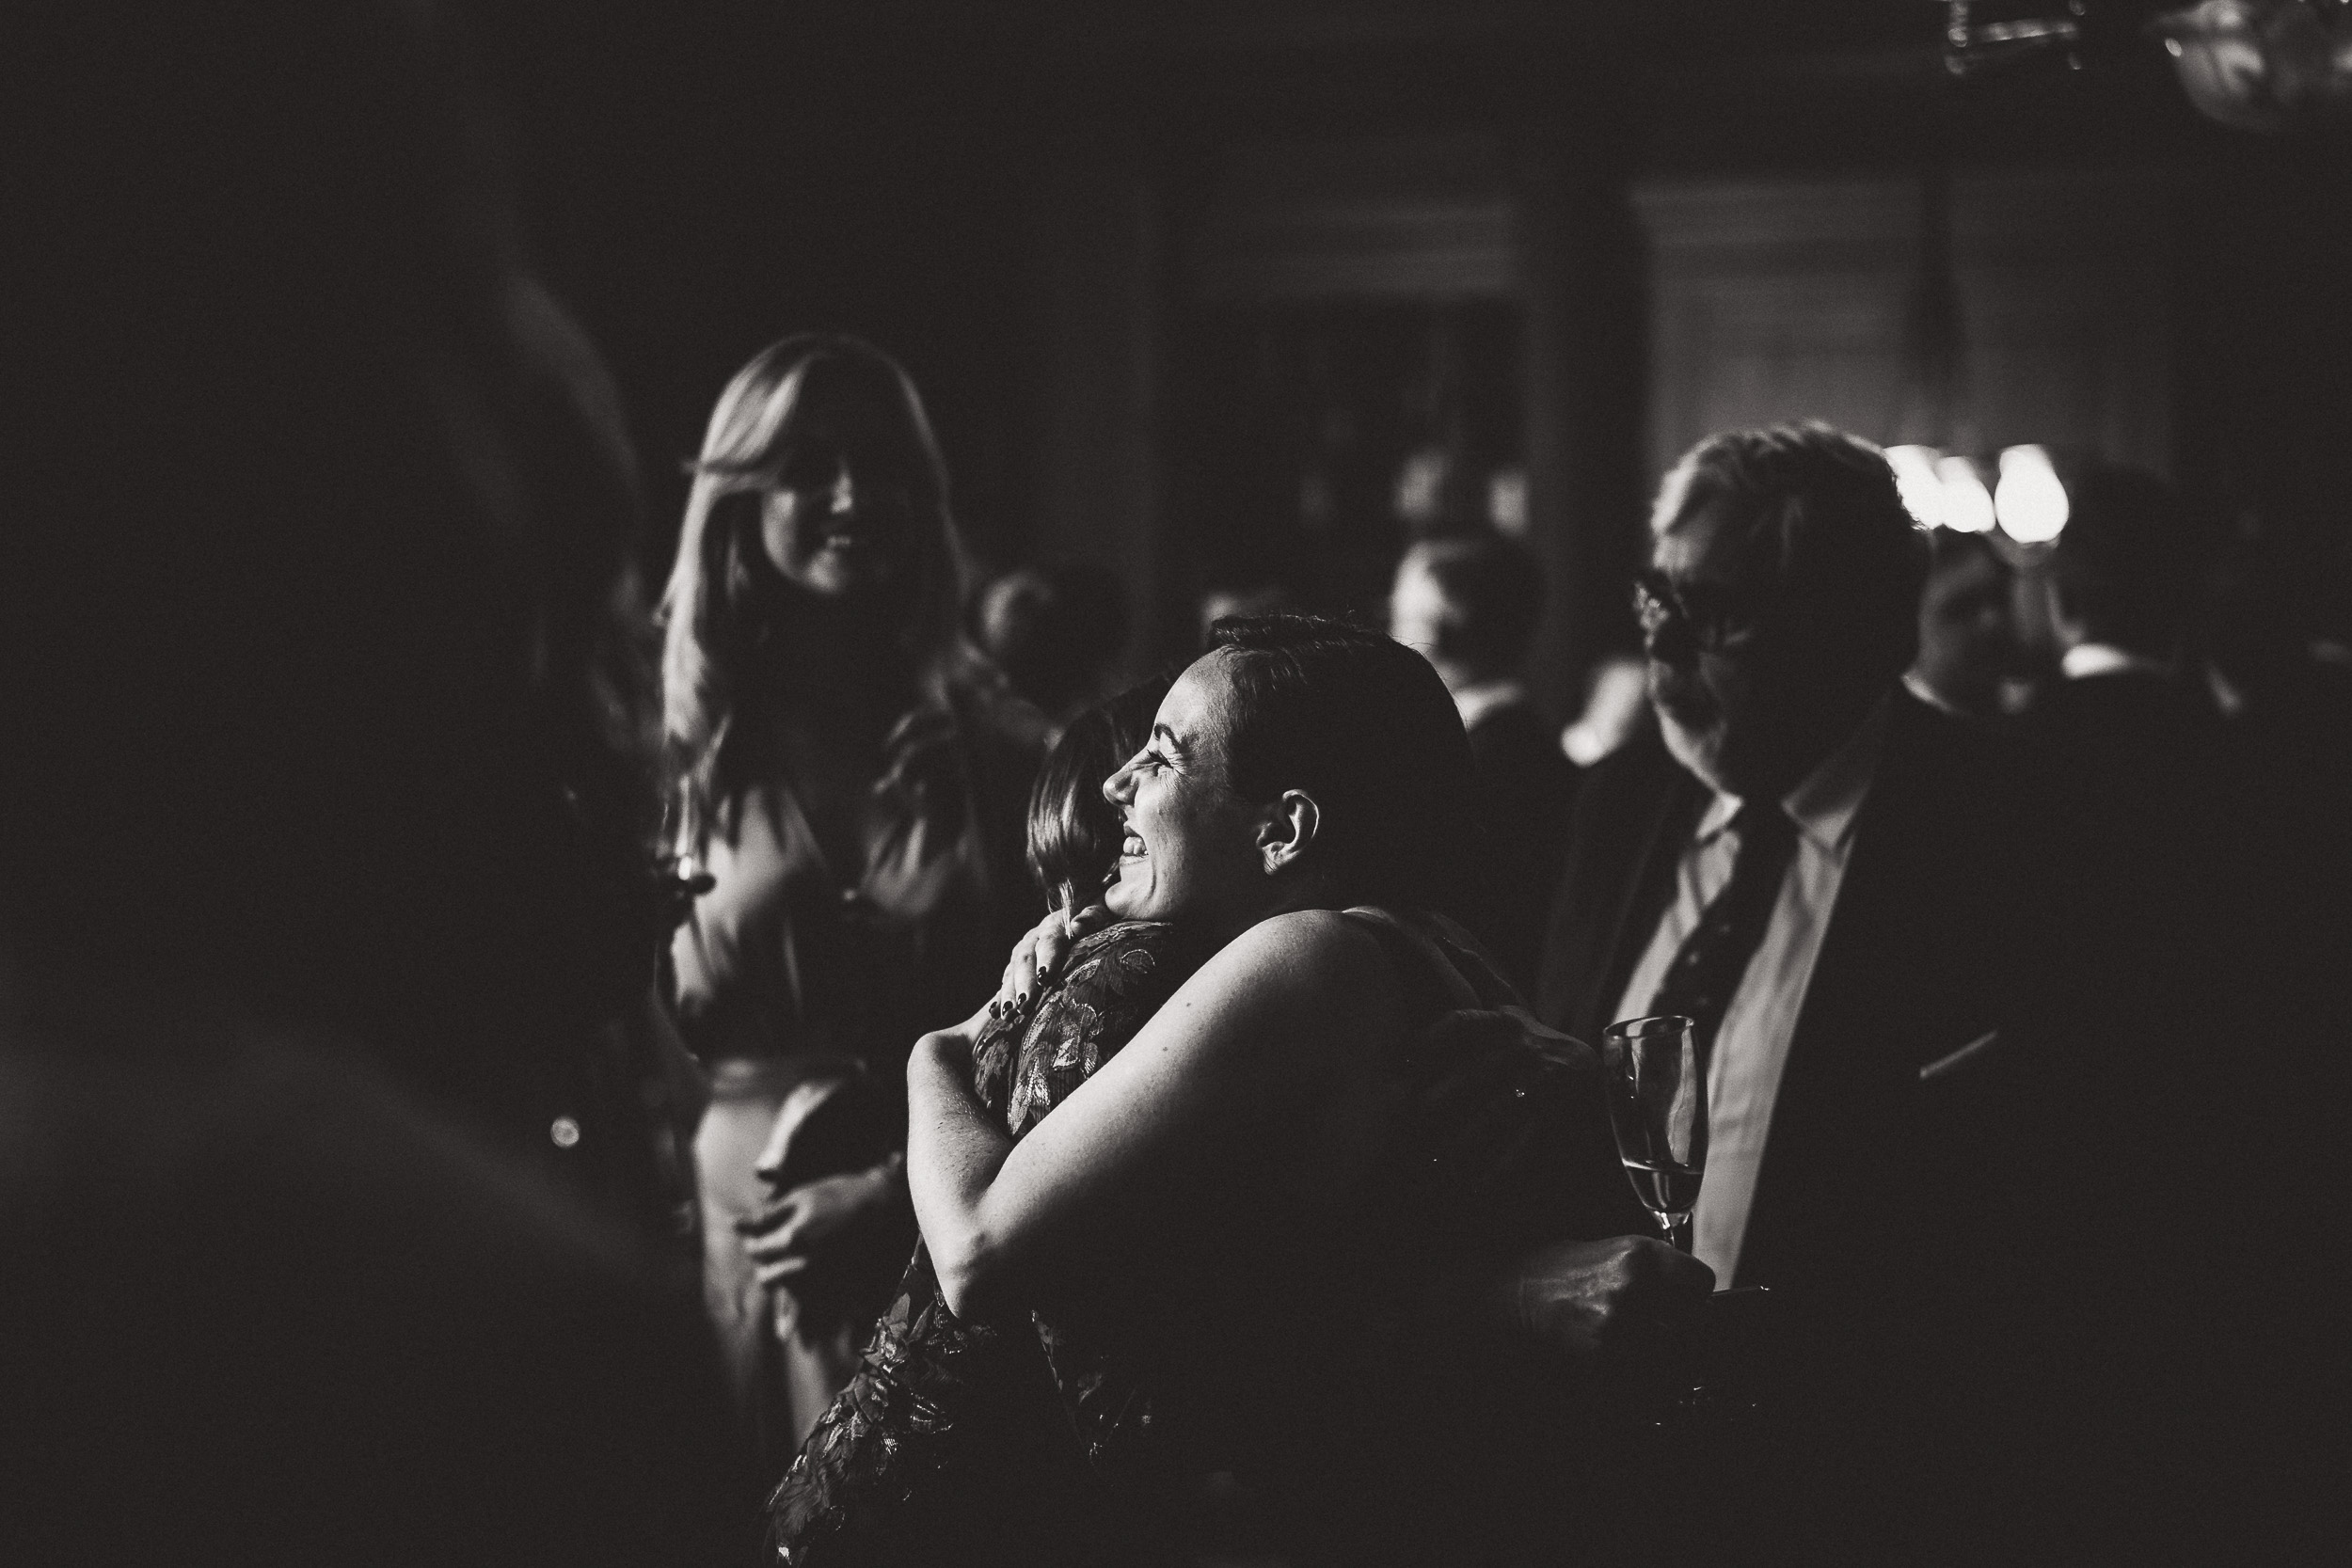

{"left": 756, "top": 370, "right": 921, "bottom": 600}
{"left": 1099, "top": 652, "right": 1274, "bottom": 929}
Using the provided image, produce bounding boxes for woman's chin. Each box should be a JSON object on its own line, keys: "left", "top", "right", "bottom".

{"left": 1104, "top": 869, "right": 1145, "bottom": 920}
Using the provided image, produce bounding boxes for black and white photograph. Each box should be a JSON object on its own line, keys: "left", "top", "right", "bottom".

{"left": 5, "top": 2, "right": 2347, "bottom": 1563}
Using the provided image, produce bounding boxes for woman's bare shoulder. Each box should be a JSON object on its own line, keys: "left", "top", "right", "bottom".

{"left": 1178, "top": 909, "right": 1404, "bottom": 1027}
{"left": 1226, "top": 906, "right": 1382, "bottom": 960}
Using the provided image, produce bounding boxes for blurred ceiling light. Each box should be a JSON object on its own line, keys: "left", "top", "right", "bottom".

{"left": 1994, "top": 444, "right": 2070, "bottom": 543}
{"left": 1487, "top": 466, "right": 1529, "bottom": 537}
{"left": 2153, "top": 0, "right": 2352, "bottom": 132}
{"left": 1929, "top": 1, "right": 2352, "bottom": 134}
{"left": 1934, "top": 454, "right": 1998, "bottom": 533}
{"left": 1939, "top": 0, "right": 2087, "bottom": 78}
{"left": 1886, "top": 445, "right": 1950, "bottom": 530}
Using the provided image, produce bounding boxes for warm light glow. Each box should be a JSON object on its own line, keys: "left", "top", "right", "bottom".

{"left": 1994, "top": 444, "right": 2069, "bottom": 543}
{"left": 1934, "top": 454, "right": 1996, "bottom": 533}
{"left": 1885, "top": 445, "right": 1948, "bottom": 530}
{"left": 1487, "top": 466, "right": 1529, "bottom": 536}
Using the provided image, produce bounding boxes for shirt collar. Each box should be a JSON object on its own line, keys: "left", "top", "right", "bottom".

{"left": 1451, "top": 678, "right": 1527, "bottom": 732}
{"left": 2061, "top": 642, "right": 2173, "bottom": 681}
{"left": 1693, "top": 694, "right": 1890, "bottom": 856}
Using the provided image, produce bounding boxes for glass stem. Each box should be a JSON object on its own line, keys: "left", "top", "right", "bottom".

{"left": 1662, "top": 1212, "right": 1692, "bottom": 1254}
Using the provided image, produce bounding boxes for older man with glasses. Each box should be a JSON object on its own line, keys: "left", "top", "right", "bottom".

{"left": 1534, "top": 422, "right": 2060, "bottom": 1560}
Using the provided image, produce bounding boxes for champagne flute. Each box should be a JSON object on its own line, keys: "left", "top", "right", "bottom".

{"left": 1601, "top": 1015, "right": 1707, "bottom": 1254}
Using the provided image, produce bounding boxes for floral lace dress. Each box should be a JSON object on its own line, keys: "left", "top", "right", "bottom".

{"left": 765, "top": 919, "right": 1208, "bottom": 1567}
{"left": 765, "top": 909, "right": 1595, "bottom": 1567}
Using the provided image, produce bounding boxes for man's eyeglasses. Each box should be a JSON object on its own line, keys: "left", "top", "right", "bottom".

{"left": 1630, "top": 569, "right": 1761, "bottom": 655}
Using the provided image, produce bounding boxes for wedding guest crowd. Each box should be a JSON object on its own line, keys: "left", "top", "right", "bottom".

{"left": 5, "top": 4, "right": 2342, "bottom": 1566}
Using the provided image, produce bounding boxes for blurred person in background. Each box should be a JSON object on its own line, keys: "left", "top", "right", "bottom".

{"left": 2033, "top": 464, "right": 2222, "bottom": 768}
{"left": 2010, "top": 463, "right": 2320, "bottom": 1556}
{"left": 1388, "top": 532, "right": 1581, "bottom": 992}
{"left": 2017, "top": 466, "right": 2224, "bottom": 1198}
{"left": 660, "top": 334, "right": 1046, "bottom": 1475}
{"left": 2, "top": 2, "right": 746, "bottom": 1560}
{"left": 2178, "top": 527, "right": 2352, "bottom": 1533}
{"left": 1197, "top": 578, "right": 1295, "bottom": 644}
{"left": 1904, "top": 528, "right": 2029, "bottom": 721}
{"left": 2199, "top": 526, "right": 2352, "bottom": 750}
{"left": 1560, "top": 651, "right": 1655, "bottom": 768}
{"left": 970, "top": 557, "right": 1131, "bottom": 734}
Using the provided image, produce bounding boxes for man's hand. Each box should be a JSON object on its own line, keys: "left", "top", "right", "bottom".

{"left": 1489, "top": 1234, "right": 1716, "bottom": 1366}
{"left": 990, "top": 903, "right": 1111, "bottom": 1019}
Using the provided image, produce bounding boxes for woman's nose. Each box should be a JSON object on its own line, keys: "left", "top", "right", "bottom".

{"left": 1102, "top": 759, "right": 1136, "bottom": 806}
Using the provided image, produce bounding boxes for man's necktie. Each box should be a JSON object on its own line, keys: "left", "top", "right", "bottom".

{"left": 1645, "top": 799, "right": 1801, "bottom": 1062}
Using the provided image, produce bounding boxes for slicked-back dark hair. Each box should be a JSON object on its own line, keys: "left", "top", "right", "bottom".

{"left": 1026, "top": 677, "right": 1171, "bottom": 911}
{"left": 1203, "top": 614, "right": 1473, "bottom": 911}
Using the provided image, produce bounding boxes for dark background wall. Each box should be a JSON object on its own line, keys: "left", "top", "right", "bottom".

{"left": 462, "top": 0, "right": 2352, "bottom": 711}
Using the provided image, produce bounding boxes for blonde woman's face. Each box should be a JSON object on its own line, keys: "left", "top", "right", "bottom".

{"left": 756, "top": 378, "right": 921, "bottom": 600}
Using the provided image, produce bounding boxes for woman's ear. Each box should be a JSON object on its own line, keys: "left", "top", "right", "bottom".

{"left": 1257, "top": 789, "right": 1320, "bottom": 875}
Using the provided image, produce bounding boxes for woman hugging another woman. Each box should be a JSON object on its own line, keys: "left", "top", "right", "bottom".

{"left": 777, "top": 616, "right": 1599, "bottom": 1566}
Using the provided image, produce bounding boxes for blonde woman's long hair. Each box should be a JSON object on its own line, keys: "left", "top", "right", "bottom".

{"left": 658, "top": 334, "right": 968, "bottom": 844}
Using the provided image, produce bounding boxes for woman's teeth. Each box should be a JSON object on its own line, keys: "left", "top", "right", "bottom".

{"left": 1121, "top": 833, "right": 1145, "bottom": 857}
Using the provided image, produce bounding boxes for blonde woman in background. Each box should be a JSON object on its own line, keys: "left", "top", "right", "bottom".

{"left": 659, "top": 334, "right": 1044, "bottom": 1480}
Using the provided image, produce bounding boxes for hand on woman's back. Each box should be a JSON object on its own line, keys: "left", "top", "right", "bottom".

{"left": 991, "top": 901, "right": 1114, "bottom": 1018}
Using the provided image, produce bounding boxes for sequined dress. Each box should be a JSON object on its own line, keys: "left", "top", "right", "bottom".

{"left": 765, "top": 919, "right": 1208, "bottom": 1566}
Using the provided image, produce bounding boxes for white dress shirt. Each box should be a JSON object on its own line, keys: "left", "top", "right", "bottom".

{"left": 1612, "top": 699, "right": 1890, "bottom": 1284}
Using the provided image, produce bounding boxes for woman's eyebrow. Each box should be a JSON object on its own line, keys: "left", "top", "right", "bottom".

{"left": 1151, "top": 723, "right": 1186, "bottom": 759}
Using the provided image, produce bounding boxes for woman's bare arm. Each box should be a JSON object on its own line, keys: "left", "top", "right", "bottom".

{"left": 908, "top": 908, "right": 1403, "bottom": 1321}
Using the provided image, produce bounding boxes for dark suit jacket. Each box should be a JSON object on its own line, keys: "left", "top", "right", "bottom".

{"left": 1531, "top": 690, "right": 2063, "bottom": 1558}
{"left": 1534, "top": 690, "right": 2041, "bottom": 1301}
{"left": 1533, "top": 683, "right": 2325, "bottom": 1557}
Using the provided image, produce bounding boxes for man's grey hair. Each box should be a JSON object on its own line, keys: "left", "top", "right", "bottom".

{"left": 1653, "top": 421, "right": 1930, "bottom": 649}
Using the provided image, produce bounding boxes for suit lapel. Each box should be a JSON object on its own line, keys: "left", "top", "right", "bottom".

{"left": 1736, "top": 696, "right": 1958, "bottom": 1291}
